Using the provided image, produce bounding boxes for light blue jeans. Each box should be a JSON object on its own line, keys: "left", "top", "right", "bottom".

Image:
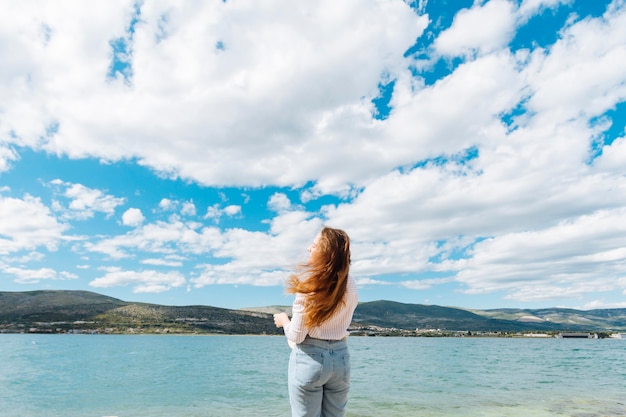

{"left": 288, "top": 337, "right": 351, "bottom": 417}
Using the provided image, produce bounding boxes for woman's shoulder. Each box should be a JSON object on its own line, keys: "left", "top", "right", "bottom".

{"left": 346, "top": 276, "right": 358, "bottom": 303}
{"left": 347, "top": 275, "right": 357, "bottom": 290}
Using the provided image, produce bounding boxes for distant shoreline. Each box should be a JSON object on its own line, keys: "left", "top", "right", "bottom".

{"left": 2, "top": 328, "right": 622, "bottom": 339}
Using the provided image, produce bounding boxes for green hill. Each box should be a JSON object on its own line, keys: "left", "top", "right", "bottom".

{"left": 353, "top": 300, "right": 597, "bottom": 332}
{"left": 0, "top": 290, "right": 281, "bottom": 335}
{"left": 0, "top": 290, "right": 127, "bottom": 322}
{"left": 2, "top": 290, "right": 625, "bottom": 335}
{"left": 469, "top": 307, "right": 626, "bottom": 331}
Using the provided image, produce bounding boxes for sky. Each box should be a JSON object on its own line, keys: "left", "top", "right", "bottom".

{"left": 1, "top": 0, "right": 626, "bottom": 311}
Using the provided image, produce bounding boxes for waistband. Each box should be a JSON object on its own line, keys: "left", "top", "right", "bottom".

{"left": 299, "top": 335, "right": 348, "bottom": 349}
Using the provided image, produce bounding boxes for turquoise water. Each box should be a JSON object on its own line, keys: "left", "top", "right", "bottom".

{"left": 1, "top": 335, "right": 624, "bottom": 417}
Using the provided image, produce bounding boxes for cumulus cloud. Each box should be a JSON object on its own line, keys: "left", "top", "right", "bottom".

{"left": 522, "top": 5, "right": 626, "bottom": 124}
{"left": 158, "top": 198, "right": 175, "bottom": 211}
{"left": 268, "top": 193, "right": 293, "bottom": 213}
{"left": 89, "top": 267, "right": 186, "bottom": 293}
{"left": 181, "top": 201, "right": 196, "bottom": 216}
{"left": 3, "top": 251, "right": 46, "bottom": 264}
{"left": 0, "top": 0, "right": 427, "bottom": 194}
{"left": 51, "top": 180, "right": 126, "bottom": 220}
{"left": 141, "top": 257, "right": 184, "bottom": 267}
{"left": 0, "top": 195, "right": 69, "bottom": 254}
{"left": 85, "top": 219, "right": 224, "bottom": 259}
{"left": 204, "top": 204, "right": 222, "bottom": 221}
{"left": 434, "top": 0, "right": 517, "bottom": 56}
{"left": 0, "top": 146, "right": 19, "bottom": 172}
{"left": 1, "top": 1, "right": 625, "bottom": 309}
{"left": 4, "top": 266, "right": 77, "bottom": 284}
{"left": 193, "top": 266, "right": 287, "bottom": 288}
{"left": 594, "top": 136, "right": 626, "bottom": 172}
{"left": 400, "top": 278, "right": 453, "bottom": 291}
{"left": 223, "top": 205, "right": 241, "bottom": 217}
{"left": 122, "top": 208, "right": 144, "bottom": 227}
{"left": 190, "top": 213, "right": 323, "bottom": 288}
{"left": 447, "top": 209, "right": 626, "bottom": 302}
{"left": 204, "top": 204, "right": 242, "bottom": 222}
{"left": 518, "top": 0, "right": 569, "bottom": 21}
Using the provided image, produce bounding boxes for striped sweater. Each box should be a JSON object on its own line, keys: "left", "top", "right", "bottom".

{"left": 284, "top": 276, "right": 358, "bottom": 344}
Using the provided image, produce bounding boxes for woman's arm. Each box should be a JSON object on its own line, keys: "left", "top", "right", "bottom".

{"left": 273, "top": 312, "right": 290, "bottom": 328}
{"left": 274, "top": 294, "right": 307, "bottom": 344}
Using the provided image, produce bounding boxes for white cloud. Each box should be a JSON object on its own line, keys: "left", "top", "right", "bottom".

{"left": 3, "top": 251, "right": 45, "bottom": 263}
{"left": 204, "top": 204, "right": 222, "bottom": 221}
{"left": 447, "top": 208, "right": 626, "bottom": 302}
{"left": 85, "top": 219, "right": 224, "bottom": 259}
{"left": 268, "top": 193, "right": 292, "bottom": 213}
{"left": 122, "top": 208, "right": 144, "bottom": 227}
{"left": 204, "top": 203, "right": 242, "bottom": 222}
{"left": 159, "top": 198, "right": 175, "bottom": 211}
{"left": 400, "top": 278, "right": 452, "bottom": 290}
{"left": 193, "top": 266, "right": 287, "bottom": 287}
{"left": 594, "top": 136, "right": 626, "bottom": 172}
{"left": 1, "top": 1, "right": 626, "bottom": 309}
{"left": 181, "top": 201, "right": 196, "bottom": 216}
{"left": 4, "top": 266, "right": 77, "bottom": 284}
{"left": 434, "top": 0, "right": 517, "bottom": 56}
{"left": 0, "top": 145, "right": 19, "bottom": 172}
{"left": 0, "top": 195, "right": 69, "bottom": 254}
{"left": 223, "top": 205, "right": 241, "bottom": 217}
{"left": 0, "top": 0, "right": 131, "bottom": 149}
{"left": 51, "top": 180, "right": 126, "bottom": 220}
{"left": 518, "top": 0, "right": 570, "bottom": 22}
{"left": 523, "top": 4, "right": 626, "bottom": 124}
{"left": 89, "top": 267, "right": 186, "bottom": 293}
{"left": 191, "top": 214, "right": 323, "bottom": 288}
{"left": 355, "top": 277, "right": 393, "bottom": 286}
{"left": 0, "top": 0, "right": 427, "bottom": 193}
{"left": 580, "top": 299, "right": 626, "bottom": 310}
{"left": 312, "top": 2, "right": 626, "bottom": 304}
{"left": 141, "top": 258, "right": 184, "bottom": 267}
{"left": 385, "top": 51, "right": 524, "bottom": 165}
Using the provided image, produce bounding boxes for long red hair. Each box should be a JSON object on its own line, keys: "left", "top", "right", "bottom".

{"left": 287, "top": 227, "right": 351, "bottom": 329}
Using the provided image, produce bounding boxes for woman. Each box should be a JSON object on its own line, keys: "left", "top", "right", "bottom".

{"left": 274, "top": 227, "right": 358, "bottom": 417}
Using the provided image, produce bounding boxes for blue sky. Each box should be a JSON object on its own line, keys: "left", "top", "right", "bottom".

{"left": 1, "top": 0, "right": 626, "bottom": 310}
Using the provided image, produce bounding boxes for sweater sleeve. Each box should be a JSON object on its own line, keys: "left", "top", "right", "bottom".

{"left": 283, "top": 293, "right": 308, "bottom": 344}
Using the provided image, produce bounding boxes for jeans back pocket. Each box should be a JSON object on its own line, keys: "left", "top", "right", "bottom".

{"left": 292, "top": 350, "right": 325, "bottom": 386}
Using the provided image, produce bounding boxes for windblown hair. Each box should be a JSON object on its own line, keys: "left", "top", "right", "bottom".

{"left": 287, "top": 227, "right": 351, "bottom": 329}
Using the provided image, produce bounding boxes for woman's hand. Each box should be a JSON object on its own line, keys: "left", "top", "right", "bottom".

{"left": 273, "top": 312, "right": 290, "bottom": 328}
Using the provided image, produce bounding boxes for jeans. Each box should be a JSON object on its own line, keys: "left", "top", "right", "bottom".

{"left": 288, "top": 336, "right": 351, "bottom": 417}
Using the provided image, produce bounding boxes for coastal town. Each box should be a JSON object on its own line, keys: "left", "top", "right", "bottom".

{"left": 3, "top": 319, "right": 624, "bottom": 340}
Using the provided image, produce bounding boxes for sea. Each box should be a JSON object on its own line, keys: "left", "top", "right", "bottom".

{"left": 1, "top": 334, "right": 625, "bottom": 417}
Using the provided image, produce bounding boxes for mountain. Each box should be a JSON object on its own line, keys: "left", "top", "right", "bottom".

{"left": 0, "top": 290, "right": 128, "bottom": 321}
{"left": 352, "top": 300, "right": 526, "bottom": 332}
{"left": 248, "top": 300, "right": 626, "bottom": 332}
{"left": 360, "top": 300, "right": 626, "bottom": 332}
{"left": 2, "top": 290, "right": 625, "bottom": 334}
{"left": 469, "top": 307, "right": 626, "bottom": 331}
{"left": 0, "top": 290, "right": 281, "bottom": 335}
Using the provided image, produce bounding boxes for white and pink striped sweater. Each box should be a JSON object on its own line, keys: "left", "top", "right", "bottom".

{"left": 283, "top": 276, "right": 358, "bottom": 344}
